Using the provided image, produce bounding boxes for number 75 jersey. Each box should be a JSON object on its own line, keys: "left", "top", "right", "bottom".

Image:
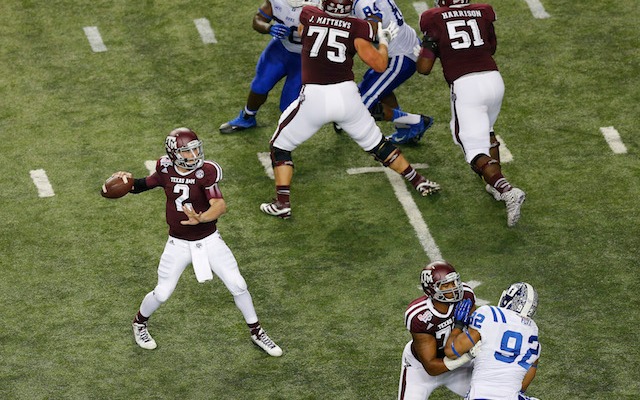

{"left": 468, "top": 305, "right": 540, "bottom": 399}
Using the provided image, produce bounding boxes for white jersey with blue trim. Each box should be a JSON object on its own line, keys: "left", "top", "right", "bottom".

{"left": 270, "top": 0, "right": 320, "bottom": 54}
{"left": 467, "top": 305, "right": 541, "bottom": 400}
{"left": 352, "top": 0, "right": 420, "bottom": 60}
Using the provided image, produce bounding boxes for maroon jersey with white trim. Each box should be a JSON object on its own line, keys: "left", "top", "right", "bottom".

{"left": 404, "top": 283, "right": 476, "bottom": 358}
{"left": 299, "top": 6, "right": 376, "bottom": 84}
{"left": 145, "top": 156, "right": 223, "bottom": 241}
{"left": 420, "top": 4, "right": 498, "bottom": 84}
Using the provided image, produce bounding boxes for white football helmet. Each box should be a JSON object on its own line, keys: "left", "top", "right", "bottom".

{"left": 498, "top": 282, "right": 538, "bottom": 318}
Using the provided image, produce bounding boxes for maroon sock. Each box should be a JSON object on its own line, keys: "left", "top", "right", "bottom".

{"left": 248, "top": 321, "right": 261, "bottom": 336}
{"left": 400, "top": 166, "right": 423, "bottom": 187}
{"left": 133, "top": 311, "right": 149, "bottom": 324}
{"left": 276, "top": 185, "right": 290, "bottom": 206}
{"left": 486, "top": 173, "right": 512, "bottom": 194}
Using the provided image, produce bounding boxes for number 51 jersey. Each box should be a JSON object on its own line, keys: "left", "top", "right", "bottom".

{"left": 468, "top": 305, "right": 540, "bottom": 399}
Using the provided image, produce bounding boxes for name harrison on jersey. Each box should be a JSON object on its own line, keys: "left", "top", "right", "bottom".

{"left": 309, "top": 15, "right": 352, "bottom": 28}
{"left": 441, "top": 9, "right": 482, "bottom": 20}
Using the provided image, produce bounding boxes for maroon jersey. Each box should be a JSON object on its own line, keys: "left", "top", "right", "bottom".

{"left": 420, "top": 4, "right": 498, "bottom": 84}
{"left": 145, "top": 156, "right": 223, "bottom": 241}
{"left": 299, "top": 6, "right": 376, "bottom": 84}
{"left": 404, "top": 283, "right": 476, "bottom": 358}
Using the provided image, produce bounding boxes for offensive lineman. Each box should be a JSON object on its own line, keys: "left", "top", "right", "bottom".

{"left": 445, "top": 282, "right": 541, "bottom": 400}
{"left": 260, "top": 0, "right": 441, "bottom": 219}
{"left": 109, "top": 128, "right": 282, "bottom": 357}
{"left": 416, "top": 0, "right": 526, "bottom": 227}
{"left": 351, "top": 0, "right": 434, "bottom": 144}
{"left": 398, "top": 261, "right": 478, "bottom": 399}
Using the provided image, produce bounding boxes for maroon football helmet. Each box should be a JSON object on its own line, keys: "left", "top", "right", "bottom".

{"left": 420, "top": 261, "right": 464, "bottom": 303}
{"left": 164, "top": 127, "right": 204, "bottom": 170}
{"left": 322, "top": 0, "right": 353, "bottom": 18}
{"left": 434, "top": 0, "right": 470, "bottom": 7}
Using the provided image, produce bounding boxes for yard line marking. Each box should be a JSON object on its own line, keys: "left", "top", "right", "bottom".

{"left": 194, "top": 18, "right": 217, "bottom": 44}
{"left": 145, "top": 160, "right": 156, "bottom": 175}
{"left": 496, "top": 135, "right": 513, "bottom": 163}
{"left": 257, "top": 152, "right": 274, "bottom": 179}
{"left": 347, "top": 164, "right": 442, "bottom": 261}
{"left": 523, "top": 0, "right": 551, "bottom": 19}
{"left": 600, "top": 126, "right": 627, "bottom": 154}
{"left": 30, "top": 169, "right": 55, "bottom": 198}
{"left": 83, "top": 26, "right": 107, "bottom": 52}
{"left": 412, "top": 2, "right": 429, "bottom": 16}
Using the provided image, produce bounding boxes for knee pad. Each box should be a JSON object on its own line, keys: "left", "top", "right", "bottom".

{"left": 226, "top": 275, "right": 249, "bottom": 297}
{"left": 152, "top": 288, "right": 171, "bottom": 304}
{"left": 271, "top": 145, "right": 294, "bottom": 168}
{"left": 369, "top": 102, "right": 384, "bottom": 121}
{"left": 368, "top": 138, "right": 400, "bottom": 167}
{"left": 470, "top": 154, "right": 499, "bottom": 176}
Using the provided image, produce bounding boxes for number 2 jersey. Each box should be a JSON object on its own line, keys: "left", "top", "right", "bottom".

{"left": 404, "top": 284, "right": 476, "bottom": 359}
{"left": 144, "top": 156, "right": 223, "bottom": 241}
{"left": 468, "top": 305, "right": 540, "bottom": 400}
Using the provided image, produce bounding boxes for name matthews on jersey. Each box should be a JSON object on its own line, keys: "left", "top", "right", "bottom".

{"left": 309, "top": 15, "right": 352, "bottom": 28}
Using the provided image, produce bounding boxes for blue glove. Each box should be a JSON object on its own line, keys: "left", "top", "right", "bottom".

{"left": 453, "top": 298, "right": 472, "bottom": 330}
{"left": 269, "top": 24, "right": 290, "bottom": 39}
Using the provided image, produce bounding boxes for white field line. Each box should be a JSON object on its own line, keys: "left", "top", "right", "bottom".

{"left": 194, "top": 18, "right": 217, "bottom": 44}
{"left": 347, "top": 164, "right": 442, "bottom": 261}
{"left": 524, "top": 0, "right": 551, "bottom": 19}
{"left": 30, "top": 169, "right": 55, "bottom": 198}
{"left": 413, "top": 2, "right": 429, "bottom": 16}
{"left": 257, "top": 152, "right": 274, "bottom": 179}
{"left": 467, "top": 280, "right": 491, "bottom": 306}
{"left": 599, "top": 126, "right": 628, "bottom": 154}
{"left": 83, "top": 26, "right": 107, "bottom": 52}
{"left": 496, "top": 135, "right": 513, "bottom": 163}
{"left": 145, "top": 160, "right": 156, "bottom": 175}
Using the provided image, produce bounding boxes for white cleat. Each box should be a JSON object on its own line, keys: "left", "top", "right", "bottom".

{"left": 416, "top": 179, "right": 441, "bottom": 196}
{"left": 251, "top": 328, "right": 283, "bottom": 357}
{"left": 260, "top": 200, "right": 291, "bottom": 219}
{"left": 485, "top": 184, "right": 502, "bottom": 201}
{"left": 501, "top": 188, "right": 526, "bottom": 227}
{"left": 133, "top": 322, "right": 157, "bottom": 350}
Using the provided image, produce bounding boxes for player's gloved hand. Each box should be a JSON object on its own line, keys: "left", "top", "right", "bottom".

{"left": 413, "top": 44, "right": 421, "bottom": 58}
{"left": 269, "top": 23, "right": 290, "bottom": 39}
{"left": 377, "top": 21, "right": 399, "bottom": 47}
{"left": 453, "top": 298, "right": 472, "bottom": 330}
{"left": 469, "top": 340, "right": 482, "bottom": 358}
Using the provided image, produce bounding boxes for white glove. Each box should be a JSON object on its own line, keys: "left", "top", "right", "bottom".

{"left": 377, "top": 21, "right": 399, "bottom": 47}
{"left": 413, "top": 43, "right": 421, "bottom": 58}
{"left": 469, "top": 340, "right": 483, "bottom": 358}
{"left": 443, "top": 353, "right": 472, "bottom": 371}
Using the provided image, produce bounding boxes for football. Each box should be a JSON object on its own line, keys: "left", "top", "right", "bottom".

{"left": 101, "top": 175, "right": 133, "bottom": 199}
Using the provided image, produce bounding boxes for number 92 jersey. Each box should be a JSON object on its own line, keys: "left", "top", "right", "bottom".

{"left": 467, "top": 305, "right": 540, "bottom": 399}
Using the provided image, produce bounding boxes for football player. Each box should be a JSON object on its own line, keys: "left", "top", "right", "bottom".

{"left": 109, "top": 128, "right": 282, "bottom": 357}
{"left": 260, "top": 0, "right": 441, "bottom": 219}
{"left": 351, "top": 0, "right": 434, "bottom": 144}
{"left": 444, "top": 282, "right": 541, "bottom": 400}
{"left": 398, "top": 261, "right": 478, "bottom": 399}
{"left": 219, "top": 0, "right": 320, "bottom": 133}
{"left": 416, "top": 0, "right": 526, "bottom": 227}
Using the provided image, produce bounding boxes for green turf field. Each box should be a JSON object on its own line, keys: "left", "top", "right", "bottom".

{"left": 1, "top": 0, "right": 638, "bottom": 399}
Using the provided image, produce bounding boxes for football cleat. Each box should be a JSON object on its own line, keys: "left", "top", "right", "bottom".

{"left": 415, "top": 178, "right": 441, "bottom": 196}
{"left": 260, "top": 200, "right": 291, "bottom": 219}
{"left": 219, "top": 110, "right": 257, "bottom": 134}
{"left": 386, "top": 115, "right": 434, "bottom": 144}
{"left": 501, "top": 187, "right": 526, "bottom": 227}
{"left": 251, "top": 328, "right": 283, "bottom": 357}
{"left": 485, "top": 184, "right": 502, "bottom": 201}
{"left": 133, "top": 322, "right": 157, "bottom": 350}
